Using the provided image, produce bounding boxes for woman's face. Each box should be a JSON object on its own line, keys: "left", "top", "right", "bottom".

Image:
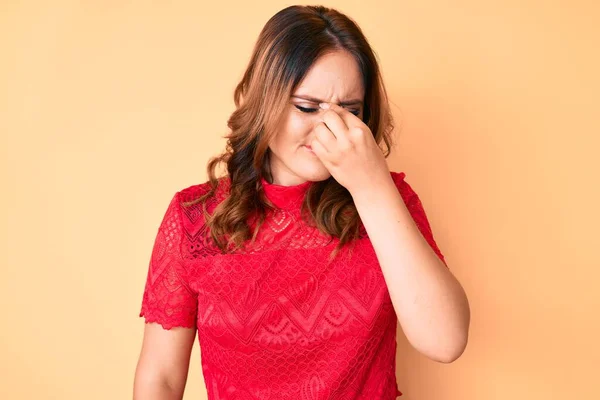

{"left": 268, "top": 50, "right": 365, "bottom": 186}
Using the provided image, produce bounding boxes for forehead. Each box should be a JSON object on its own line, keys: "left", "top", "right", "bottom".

{"left": 294, "top": 50, "right": 364, "bottom": 100}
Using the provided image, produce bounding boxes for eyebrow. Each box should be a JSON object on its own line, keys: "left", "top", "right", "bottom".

{"left": 291, "top": 95, "right": 363, "bottom": 107}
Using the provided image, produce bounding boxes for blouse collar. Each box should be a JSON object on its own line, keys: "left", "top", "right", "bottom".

{"left": 261, "top": 177, "right": 314, "bottom": 210}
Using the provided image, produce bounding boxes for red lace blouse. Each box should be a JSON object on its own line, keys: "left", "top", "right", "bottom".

{"left": 139, "top": 171, "right": 447, "bottom": 399}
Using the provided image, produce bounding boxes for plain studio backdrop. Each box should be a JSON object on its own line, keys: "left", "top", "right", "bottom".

{"left": 1, "top": 1, "right": 598, "bottom": 399}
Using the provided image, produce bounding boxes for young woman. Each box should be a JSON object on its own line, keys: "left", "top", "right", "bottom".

{"left": 134, "top": 5, "right": 470, "bottom": 399}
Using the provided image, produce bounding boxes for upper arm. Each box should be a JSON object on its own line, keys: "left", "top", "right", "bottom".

{"left": 134, "top": 323, "right": 196, "bottom": 395}
{"left": 138, "top": 191, "right": 198, "bottom": 329}
{"left": 135, "top": 191, "right": 199, "bottom": 395}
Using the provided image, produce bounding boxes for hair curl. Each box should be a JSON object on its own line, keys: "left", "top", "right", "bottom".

{"left": 194, "top": 5, "right": 396, "bottom": 257}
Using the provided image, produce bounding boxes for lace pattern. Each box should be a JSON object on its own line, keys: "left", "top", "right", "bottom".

{"left": 139, "top": 171, "right": 447, "bottom": 399}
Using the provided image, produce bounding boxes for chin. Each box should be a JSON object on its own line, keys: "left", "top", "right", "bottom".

{"left": 295, "top": 163, "right": 331, "bottom": 182}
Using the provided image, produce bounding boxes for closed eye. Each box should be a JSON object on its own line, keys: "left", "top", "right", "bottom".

{"left": 294, "top": 105, "right": 360, "bottom": 116}
{"left": 295, "top": 105, "right": 318, "bottom": 113}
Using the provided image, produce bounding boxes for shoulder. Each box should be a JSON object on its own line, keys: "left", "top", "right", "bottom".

{"left": 176, "top": 176, "right": 231, "bottom": 207}
{"left": 167, "top": 176, "right": 231, "bottom": 229}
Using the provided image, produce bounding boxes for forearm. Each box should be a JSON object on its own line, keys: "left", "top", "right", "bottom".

{"left": 352, "top": 176, "right": 470, "bottom": 363}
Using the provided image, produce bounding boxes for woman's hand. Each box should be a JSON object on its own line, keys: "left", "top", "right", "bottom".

{"left": 310, "top": 102, "right": 391, "bottom": 196}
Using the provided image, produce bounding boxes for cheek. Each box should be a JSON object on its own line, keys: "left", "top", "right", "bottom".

{"left": 269, "top": 112, "right": 316, "bottom": 157}
{"left": 284, "top": 113, "right": 314, "bottom": 141}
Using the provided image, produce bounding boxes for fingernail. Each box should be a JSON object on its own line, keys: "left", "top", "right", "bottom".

{"left": 319, "top": 102, "right": 330, "bottom": 109}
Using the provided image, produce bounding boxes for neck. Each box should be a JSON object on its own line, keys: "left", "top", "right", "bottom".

{"left": 269, "top": 172, "right": 307, "bottom": 186}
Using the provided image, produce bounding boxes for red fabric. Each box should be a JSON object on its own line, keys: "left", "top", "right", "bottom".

{"left": 139, "top": 171, "right": 447, "bottom": 399}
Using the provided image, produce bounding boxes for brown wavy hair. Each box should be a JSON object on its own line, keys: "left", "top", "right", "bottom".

{"left": 197, "top": 5, "right": 396, "bottom": 256}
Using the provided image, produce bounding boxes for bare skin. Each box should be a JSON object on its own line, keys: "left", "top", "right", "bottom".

{"left": 133, "top": 324, "right": 196, "bottom": 400}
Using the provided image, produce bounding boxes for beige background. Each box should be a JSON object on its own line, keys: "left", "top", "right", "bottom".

{"left": 1, "top": 1, "right": 599, "bottom": 399}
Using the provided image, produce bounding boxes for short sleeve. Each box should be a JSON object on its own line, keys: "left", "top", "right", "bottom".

{"left": 139, "top": 191, "right": 198, "bottom": 329}
{"left": 391, "top": 172, "right": 448, "bottom": 267}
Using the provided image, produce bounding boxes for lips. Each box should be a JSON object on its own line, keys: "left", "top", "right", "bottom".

{"left": 303, "top": 145, "right": 315, "bottom": 155}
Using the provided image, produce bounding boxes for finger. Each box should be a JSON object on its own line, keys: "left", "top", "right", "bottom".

{"left": 314, "top": 121, "right": 337, "bottom": 152}
{"left": 320, "top": 105, "right": 349, "bottom": 132}
{"left": 320, "top": 102, "right": 363, "bottom": 130}
{"left": 310, "top": 135, "right": 330, "bottom": 162}
{"left": 320, "top": 110, "right": 353, "bottom": 149}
